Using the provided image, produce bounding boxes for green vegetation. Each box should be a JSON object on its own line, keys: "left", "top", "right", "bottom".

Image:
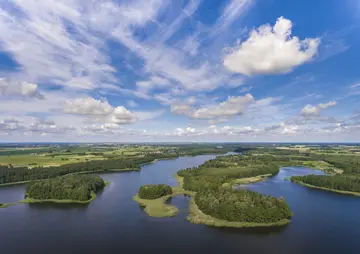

{"left": 0, "top": 154, "right": 176, "bottom": 185}
{"left": 133, "top": 182, "right": 193, "bottom": 217}
{"left": 133, "top": 193, "right": 178, "bottom": 217}
{"left": 0, "top": 144, "right": 239, "bottom": 186}
{"left": 187, "top": 196, "right": 290, "bottom": 228}
{"left": 291, "top": 175, "right": 360, "bottom": 196}
{"left": 138, "top": 184, "right": 172, "bottom": 200}
{"left": 178, "top": 155, "right": 282, "bottom": 191}
{"left": 175, "top": 154, "right": 294, "bottom": 227}
{"left": 25, "top": 174, "right": 105, "bottom": 203}
{"left": 195, "top": 189, "right": 292, "bottom": 224}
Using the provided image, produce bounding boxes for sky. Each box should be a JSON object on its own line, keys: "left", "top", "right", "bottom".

{"left": 0, "top": 0, "right": 359, "bottom": 142}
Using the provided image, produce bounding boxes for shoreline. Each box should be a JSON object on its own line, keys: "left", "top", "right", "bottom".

{"left": 134, "top": 174, "right": 291, "bottom": 228}
{"left": 291, "top": 179, "right": 360, "bottom": 197}
{"left": 223, "top": 174, "right": 272, "bottom": 188}
{"left": 187, "top": 197, "right": 290, "bottom": 228}
{"left": 133, "top": 193, "right": 179, "bottom": 217}
{"left": 0, "top": 181, "right": 111, "bottom": 208}
{"left": 0, "top": 168, "right": 136, "bottom": 187}
{"left": 0, "top": 152, "right": 223, "bottom": 188}
{"left": 20, "top": 191, "right": 98, "bottom": 204}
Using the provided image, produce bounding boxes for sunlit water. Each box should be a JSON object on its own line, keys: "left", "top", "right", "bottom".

{"left": 1, "top": 156, "right": 359, "bottom": 254}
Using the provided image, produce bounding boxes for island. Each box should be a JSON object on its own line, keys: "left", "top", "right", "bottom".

{"left": 134, "top": 154, "right": 293, "bottom": 227}
{"left": 22, "top": 174, "right": 106, "bottom": 204}
{"left": 133, "top": 184, "right": 180, "bottom": 217}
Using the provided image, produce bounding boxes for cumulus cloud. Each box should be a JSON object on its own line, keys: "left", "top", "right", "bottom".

{"left": 171, "top": 94, "right": 255, "bottom": 120}
{"left": 64, "top": 97, "right": 138, "bottom": 125}
{"left": 223, "top": 17, "right": 320, "bottom": 76}
{"left": 191, "top": 94, "right": 254, "bottom": 119}
{"left": 106, "top": 106, "right": 138, "bottom": 124}
{"left": 300, "top": 101, "right": 337, "bottom": 117}
{"left": 64, "top": 97, "right": 114, "bottom": 115}
{"left": 174, "top": 126, "right": 196, "bottom": 136}
{"left": 0, "top": 78, "right": 44, "bottom": 99}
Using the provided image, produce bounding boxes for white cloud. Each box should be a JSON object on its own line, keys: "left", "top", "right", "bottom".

{"left": 350, "top": 83, "right": 360, "bottom": 89}
{"left": 64, "top": 97, "right": 138, "bottom": 125}
{"left": 223, "top": 17, "right": 320, "bottom": 76}
{"left": 300, "top": 105, "right": 320, "bottom": 116}
{"left": 211, "top": 0, "right": 254, "bottom": 37}
{"left": 64, "top": 97, "right": 114, "bottom": 115}
{"left": 0, "top": 78, "right": 44, "bottom": 99}
{"left": 300, "top": 101, "right": 337, "bottom": 117}
{"left": 281, "top": 124, "right": 298, "bottom": 134}
{"left": 136, "top": 76, "right": 171, "bottom": 92}
{"left": 0, "top": 0, "right": 118, "bottom": 90}
{"left": 174, "top": 126, "right": 196, "bottom": 136}
{"left": 171, "top": 94, "right": 255, "bottom": 120}
{"left": 318, "top": 101, "right": 337, "bottom": 109}
{"left": 191, "top": 94, "right": 254, "bottom": 119}
{"left": 104, "top": 106, "right": 137, "bottom": 124}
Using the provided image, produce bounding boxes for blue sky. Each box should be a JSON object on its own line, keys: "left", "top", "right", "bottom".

{"left": 0, "top": 0, "right": 359, "bottom": 142}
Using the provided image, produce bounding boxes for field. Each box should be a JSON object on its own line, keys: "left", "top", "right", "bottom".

{"left": 0, "top": 144, "right": 235, "bottom": 168}
{"left": 0, "top": 145, "right": 174, "bottom": 167}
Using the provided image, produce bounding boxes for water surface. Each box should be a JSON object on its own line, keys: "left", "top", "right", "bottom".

{"left": 0, "top": 156, "right": 359, "bottom": 254}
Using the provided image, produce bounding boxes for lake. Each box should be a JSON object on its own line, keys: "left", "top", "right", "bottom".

{"left": 1, "top": 154, "right": 360, "bottom": 254}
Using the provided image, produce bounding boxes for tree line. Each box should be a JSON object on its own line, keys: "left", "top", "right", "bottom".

{"left": 291, "top": 175, "right": 360, "bottom": 193}
{"left": 0, "top": 154, "right": 178, "bottom": 185}
{"left": 138, "top": 184, "right": 172, "bottom": 199}
{"left": 26, "top": 174, "right": 105, "bottom": 201}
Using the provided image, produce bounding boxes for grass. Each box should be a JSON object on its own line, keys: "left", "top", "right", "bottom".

{"left": 0, "top": 153, "right": 106, "bottom": 167}
{"left": 133, "top": 193, "right": 179, "bottom": 217}
{"left": 132, "top": 179, "right": 194, "bottom": 218}
{"left": 135, "top": 173, "right": 291, "bottom": 228}
{"left": 187, "top": 197, "right": 290, "bottom": 228}
{"left": 222, "top": 174, "right": 271, "bottom": 187}
{"left": 292, "top": 179, "right": 360, "bottom": 197}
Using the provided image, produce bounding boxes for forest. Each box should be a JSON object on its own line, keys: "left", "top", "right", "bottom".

{"left": 0, "top": 144, "right": 240, "bottom": 185}
{"left": 316, "top": 155, "right": 360, "bottom": 175}
{"left": 138, "top": 184, "right": 172, "bottom": 199}
{"left": 26, "top": 174, "right": 105, "bottom": 201}
{"left": 178, "top": 155, "right": 301, "bottom": 191}
{"left": 195, "top": 189, "right": 292, "bottom": 223}
{"left": 291, "top": 175, "right": 360, "bottom": 193}
{"left": 0, "top": 154, "right": 178, "bottom": 185}
{"left": 177, "top": 154, "right": 293, "bottom": 224}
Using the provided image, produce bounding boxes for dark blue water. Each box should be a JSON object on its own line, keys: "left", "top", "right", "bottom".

{"left": 0, "top": 156, "right": 360, "bottom": 254}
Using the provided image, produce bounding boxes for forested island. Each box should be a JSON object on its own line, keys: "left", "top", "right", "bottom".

{"left": 133, "top": 184, "right": 180, "bottom": 217}
{"left": 176, "top": 154, "right": 293, "bottom": 227}
{"left": 195, "top": 189, "right": 291, "bottom": 224}
{"left": 24, "top": 174, "right": 106, "bottom": 203}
